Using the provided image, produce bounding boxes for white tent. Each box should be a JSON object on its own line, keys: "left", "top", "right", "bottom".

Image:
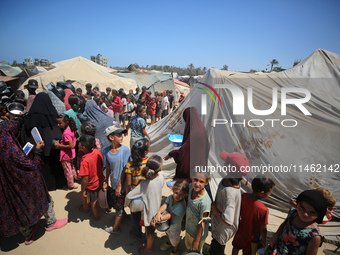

{"left": 147, "top": 49, "right": 340, "bottom": 219}
{"left": 20, "top": 56, "right": 136, "bottom": 92}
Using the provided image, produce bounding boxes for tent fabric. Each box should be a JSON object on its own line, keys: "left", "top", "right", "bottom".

{"left": 117, "top": 72, "right": 172, "bottom": 89}
{"left": 19, "top": 56, "right": 136, "bottom": 93}
{"left": 33, "top": 66, "right": 47, "bottom": 74}
{"left": 147, "top": 49, "right": 340, "bottom": 221}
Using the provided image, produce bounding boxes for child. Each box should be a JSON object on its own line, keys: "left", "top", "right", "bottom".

{"left": 268, "top": 190, "right": 327, "bottom": 255}
{"left": 125, "top": 138, "right": 150, "bottom": 240}
{"left": 54, "top": 114, "right": 78, "bottom": 189}
{"left": 100, "top": 96, "right": 108, "bottom": 113}
{"left": 126, "top": 97, "right": 134, "bottom": 121}
{"left": 126, "top": 155, "right": 164, "bottom": 254}
{"left": 290, "top": 187, "right": 336, "bottom": 224}
{"left": 0, "top": 103, "right": 8, "bottom": 122}
{"left": 155, "top": 96, "right": 163, "bottom": 122}
{"left": 77, "top": 122, "right": 101, "bottom": 167}
{"left": 185, "top": 171, "right": 212, "bottom": 254}
{"left": 78, "top": 135, "right": 105, "bottom": 220}
{"left": 149, "top": 97, "right": 156, "bottom": 125}
{"left": 112, "top": 89, "right": 122, "bottom": 123}
{"left": 232, "top": 174, "right": 275, "bottom": 255}
{"left": 126, "top": 104, "right": 151, "bottom": 149}
{"left": 210, "top": 151, "right": 249, "bottom": 255}
{"left": 102, "top": 125, "right": 130, "bottom": 233}
{"left": 153, "top": 179, "right": 189, "bottom": 255}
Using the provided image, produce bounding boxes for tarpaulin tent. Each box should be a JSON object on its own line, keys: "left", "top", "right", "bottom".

{"left": 147, "top": 49, "right": 340, "bottom": 221}
{"left": 19, "top": 56, "right": 136, "bottom": 92}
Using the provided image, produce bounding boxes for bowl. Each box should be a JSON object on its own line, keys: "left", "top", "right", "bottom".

{"left": 7, "top": 102, "right": 25, "bottom": 115}
{"left": 168, "top": 134, "right": 183, "bottom": 147}
{"left": 154, "top": 211, "right": 170, "bottom": 232}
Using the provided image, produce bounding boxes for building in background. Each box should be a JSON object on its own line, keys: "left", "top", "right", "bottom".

{"left": 91, "top": 54, "right": 108, "bottom": 67}
{"left": 24, "top": 57, "right": 34, "bottom": 66}
{"left": 35, "top": 58, "right": 50, "bottom": 66}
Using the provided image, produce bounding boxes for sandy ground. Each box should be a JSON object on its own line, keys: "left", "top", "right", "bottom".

{"left": 0, "top": 125, "right": 337, "bottom": 255}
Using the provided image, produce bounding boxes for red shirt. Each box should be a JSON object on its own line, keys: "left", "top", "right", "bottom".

{"left": 112, "top": 96, "right": 122, "bottom": 113}
{"left": 235, "top": 193, "right": 268, "bottom": 243}
{"left": 79, "top": 149, "right": 104, "bottom": 190}
{"left": 149, "top": 103, "right": 156, "bottom": 115}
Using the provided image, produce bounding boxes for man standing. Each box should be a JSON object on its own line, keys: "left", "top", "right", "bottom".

{"left": 23, "top": 79, "right": 38, "bottom": 100}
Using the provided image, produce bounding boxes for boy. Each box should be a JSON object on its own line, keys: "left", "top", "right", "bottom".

{"left": 78, "top": 135, "right": 105, "bottom": 220}
{"left": 102, "top": 125, "right": 130, "bottom": 233}
{"left": 185, "top": 171, "right": 212, "bottom": 254}
{"left": 232, "top": 174, "right": 275, "bottom": 255}
{"left": 210, "top": 151, "right": 250, "bottom": 255}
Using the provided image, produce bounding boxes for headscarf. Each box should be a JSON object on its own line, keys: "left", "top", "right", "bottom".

{"left": 41, "top": 90, "right": 66, "bottom": 115}
{"left": 172, "top": 107, "right": 210, "bottom": 182}
{"left": 78, "top": 100, "right": 118, "bottom": 151}
{"left": 24, "top": 92, "right": 58, "bottom": 130}
{"left": 63, "top": 88, "right": 74, "bottom": 111}
{"left": 0, "top": 121, "right": 50, "bottom": 237}
{"left": 25, "top": 95, "right": 36, "bottom": 112}
{"left": 296, "top": 190, "right": 327, "bottom": 224}
{"left": 23, "top": 92, "right": 62, "bottom": 156}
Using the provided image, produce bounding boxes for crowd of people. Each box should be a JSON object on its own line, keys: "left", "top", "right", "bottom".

{"left": 0, "top": 80, "right": 337, "bottom": 255}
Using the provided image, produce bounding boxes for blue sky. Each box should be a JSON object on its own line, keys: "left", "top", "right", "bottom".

{"left": 1, "top": 0, "right": 339, "bottom": 72}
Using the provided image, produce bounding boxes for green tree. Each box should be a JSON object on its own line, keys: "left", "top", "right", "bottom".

{"left": 12, "top": 60, "right": 18, "bottom": 66}
{"left": 269, "top": 59, "right": 279, "bottom": 71}
{"left": 221, "top": 65, "right": 228, "bottom": 71}
{"left": 249, "top": 69, "right": 257, "bottom": 73}
{"left": 273, "top": 66, "right": 286, "bottom": 72}
{"left": 203, "top": 67, "right": 207, "bottom": 72}
{"left": 188, "top": 63, "right": 194, "bottom": 70}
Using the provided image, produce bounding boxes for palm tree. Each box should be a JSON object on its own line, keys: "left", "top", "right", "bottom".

{"left": 269, "top": 59, "right": 279, "bottom": 71}
{"left": 188, "top": 63, "right": 194, "bottom": 70}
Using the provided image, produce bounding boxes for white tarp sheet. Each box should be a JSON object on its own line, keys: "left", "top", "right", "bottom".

{"left": 147, "top": 49, "right": 340, "bottom": 222}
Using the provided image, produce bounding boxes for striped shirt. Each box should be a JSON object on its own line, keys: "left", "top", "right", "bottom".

{"left": 125, "top": 157, "right": 148, "bottom": 188}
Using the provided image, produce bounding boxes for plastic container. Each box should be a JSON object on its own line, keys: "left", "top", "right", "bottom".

{"left": 167, "top": 134, "right": 183, "bottom": 147}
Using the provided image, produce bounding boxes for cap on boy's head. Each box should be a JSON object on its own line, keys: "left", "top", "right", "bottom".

{"left": 297, "top": 190, "right": 327, "bottom": 224}
{"left": 104, "top": 125, "right": 127, "bottom": 137}
{"left": 220, "top": 151, "right": 249, "bottom": 176}
{"left": 142, "top": 86, "right": 147, "bottom": 90}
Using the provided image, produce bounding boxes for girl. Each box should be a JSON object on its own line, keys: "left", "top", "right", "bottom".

{"left": 54, "top": 114, "right": 79, "bottom": 189}
{"left": 153, "top": 179, "right": 189, "bottom": 255}
{"left": 155, "top": 96, "right": 163, "bottom": 122}
{"left": 149, "top": 97, "right": 156, "bottom": 125}
{"left": 126, "top": 155, "right": 164, "bottom": 254}
{"left": 268, "top": 190, "right": 327, "bottom": 255}
{"left": 126, "top": 104, "right": 151, "bottom": 149}
{"left": 125, "top": 138, "right": 150, "bottom": 239}
{"left": 126, "top": 97, "right": 134, "bottom": 121}
{"left": 0, "top": 103, "right": 8, "bottom": 122}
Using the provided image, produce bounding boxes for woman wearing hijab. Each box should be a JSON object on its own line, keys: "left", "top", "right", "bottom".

{"left": 0, "top": 121, "right": 67, "bottom": 245}
{"left": 63, "top": 88, "right": 74, "bottom": 111}
{"left": 77, "top": 100, "right": 118, "bottom": 151}
{"left": 22, "top": 93, "right": 65, "bottom": 190}
{"left": 41, "top": 90, "right": 66, "bottom": 115}
{"left": 164, "top": 107, "right": 210, "bottom": 183}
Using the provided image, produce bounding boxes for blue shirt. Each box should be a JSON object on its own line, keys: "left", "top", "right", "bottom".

{"left": 103, "top": 145, "right": 130, "bottom": 190}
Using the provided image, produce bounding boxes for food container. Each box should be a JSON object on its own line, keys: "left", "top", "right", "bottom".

{"left": 154, "top": 211, "right": 170, "bottom": 232}
{"left": 7, "top": 102, "right": 25, "bottom": 120}
{"left": 167, "top": 134, "right": 183, "bottom": 147}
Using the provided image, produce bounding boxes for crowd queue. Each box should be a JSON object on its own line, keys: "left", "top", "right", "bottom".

{"left": 0, "top": 80, "right": 336, "bottom": 255}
